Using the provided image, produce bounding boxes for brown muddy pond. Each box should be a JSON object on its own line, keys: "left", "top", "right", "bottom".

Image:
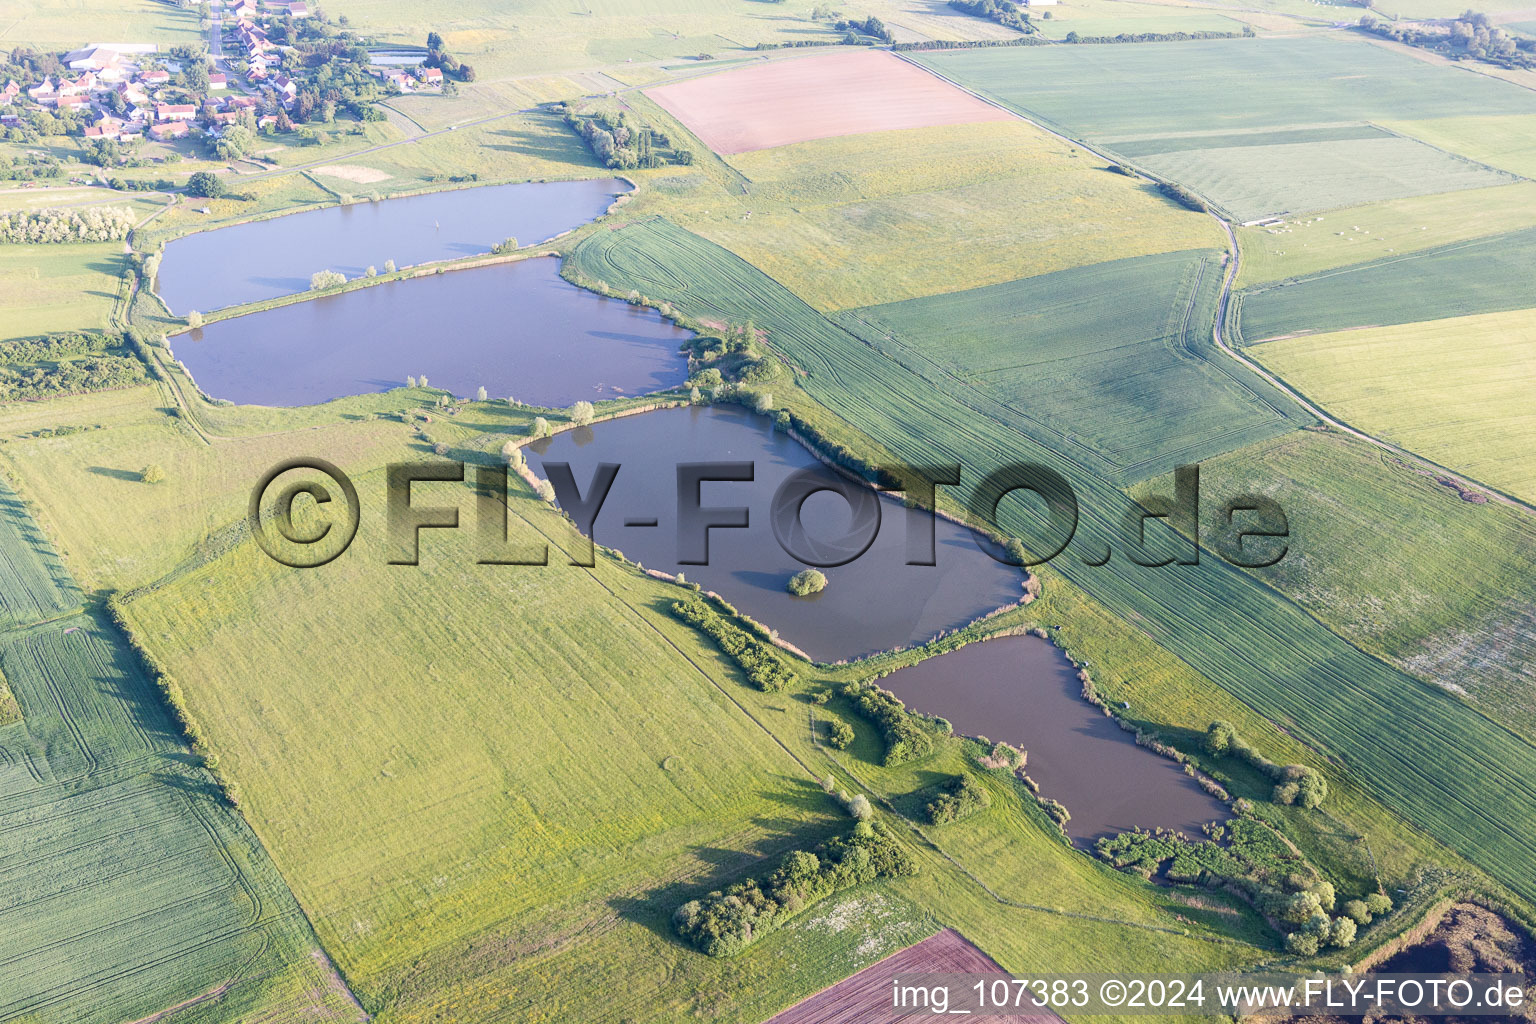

{"left": 172, "top": 258, "right": 690, "bottom": 407}
{"left": 530, "top": 404, "right": 1029, "bottom": 663}
{"left": 156, "top": 178, "right": 629, "bottom": 314}
{"left": 878, "top": 634, "right": 1229, "bottom": 844}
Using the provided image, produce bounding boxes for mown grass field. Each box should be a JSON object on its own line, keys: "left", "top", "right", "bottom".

{"left": 0, "top": 485, "right": 359, "bottom": 1023}
{"left": 1254, "top": 310, "right": 1536, "bottom": 503}
{"left": 0, "top": 239, "right": 132, "bottom": 343}
{"left": 1130, "top": 429, "right": 1536, "bottom": 734}
{"left": 1235, "top": 181, "right": 1536, "bottom": 287}
{"left": 1131, "top": 134, "right": 1515, "bottom": 222}
{"left": 569, "top": 217, "right": 1536, "bottom": 907}
{"left": 1384, "top": 114, "right": 1536, "bottom": 177}
{"left": 1235, "top": 225, "right": 1536, "bottom": 341}
{"left": 639, "top": 119, "right": 1223, "bottom": 310}
{"left": 833, "top": 248, "right": 1302, "bottom": 479}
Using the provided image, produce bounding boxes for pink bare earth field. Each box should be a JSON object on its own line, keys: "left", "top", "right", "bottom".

{"left": 647, "top": 50, "right": 1013, "bottom": 154}
{"left": 763, "top": 928, "right": 1058, "bottom": 1023}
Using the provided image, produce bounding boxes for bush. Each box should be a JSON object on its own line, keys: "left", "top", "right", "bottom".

{"left": 1366, "top": 892, "right": 1393, "bottom": 916}
{"left": 1285, "top": 930, "right": 1320, "bottom": 956}
{"left": 670, "top": 599, "right": 797, "bottom": 692}
{"left": 1342, "top": 899, "right": 1371, "bottom": 925}
{"left": 842, "top": 681, "right": 936, "bottom": 766}
{"left": 844, "top": 793, "right": 873, "bottom": 820}
{"left": 532, "top": 416, "right": 551, "bottom": 437}
{"left": 1205, "top": 720, "right": 1236, "bottom": 756}
{"left": 787, "top": 569, "right": 827, "bottom": 596}
{"left": 923, "top": 775, "right": 991, "bottom": 825}
{"left": 140, "top": 464, "right": 166, "bottom": 484}
{"left": 827, "top": 720, "right": 854, "bottom": 749}
{"left": 1329, "top": 916, "right": 1357, "bottom": 947}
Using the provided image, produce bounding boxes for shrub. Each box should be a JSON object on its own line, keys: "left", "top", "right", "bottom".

{"left": 827, "top": 720, "right": 854, "bottom": 749}
{"left": 811, "top": 690, "right": 831, "bottom": 706}
{"left": 1205, "top": 720, "right": 1236, "bottom": 756}
{"left": 1285, "top": 931, "right": 1320, "bottom": 956}
{"left": 569, "top": 400, "right": 594, "bottom": 426}
{"left": 844, "top": 793, "right": 873, "bottom": 820}
{"left": 1366, "top": 892, "right": 1393, "bottom": 916}
{"left": 787, "top": 569, "right": 827, "bottom": 596}
{"left": 671, "top": 599, "right": 797, "bottom": 692}
{"left": 432, "top": 442, "right": 449, "bottom": 456}
{"left": 534, "top": 479, "right": 556, "bottom": 501}
{"left": 1329, "top": 916, "right": 1357, "bottom": 947}
{"left": 841, "top": 681, "right": 935, "bottom": 766}
{"left": 923, "top": 774, "right": 991, "bottom": 825}
{"left": 532, "top": 416, "right": 551, "bottom": 437}
{"left": 1342, "top": 899, "right": 1371, "bottom": 925}
{"left": 140, "top": 464, "right": 166, "bottom": 484}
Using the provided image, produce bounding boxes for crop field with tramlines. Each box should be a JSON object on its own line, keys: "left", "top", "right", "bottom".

{"left": 1129, "top": 430, "right": 1536, "bottom": 734}
{"left": 0, "top": 478, "right": 81, "bottom": 632}
{"left": 1234, "top": 225, "right": 1536, "bottom": 342}
{"left": 0, "top": 491, "right": 355, "bottom": 1024}
{"left": 914, "top": 37, "right": 1536, "bottom": 220}
{"left": 833, "top": 249, "right": 1299, "bottom": 479}
{"left": 1253, "top": 310, "right": 1536, "bottom": 504}
{"left": 569, "top": 217, "right": 1536, "bottom": 906}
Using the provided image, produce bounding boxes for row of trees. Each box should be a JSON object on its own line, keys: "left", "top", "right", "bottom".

{"left": 0, "top": 206, "right": 136, "bottom": 244}
{"left": 672, "top": 821, "right": 916, "bottom": 956}
{"left": 0, "top": 356, "right": 147, "bottom": 402}
{"left": 670, "top": 598, "right": 798, "bottom": 692}
{"left": 561, "top": 104, "right": 692, "bottom": 170}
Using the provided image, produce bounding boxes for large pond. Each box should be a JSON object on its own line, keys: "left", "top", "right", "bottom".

{"left": 156, "top": 178, "right": 630, "bottom": 314}
{"left": 530, "top": 405, "right": 1028, "bottom": 662}
{"left": 878, "top": 634, "right": 1229, "bottom": 844}
{"left": 173, "top": 258, "right": 690, "bottom": 407}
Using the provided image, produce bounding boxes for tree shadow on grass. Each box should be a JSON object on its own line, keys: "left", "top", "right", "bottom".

{"left": 88, "top": 466, "right": 144, "bottom": 481}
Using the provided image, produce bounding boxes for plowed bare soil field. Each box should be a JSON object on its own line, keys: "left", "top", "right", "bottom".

{"left": 764, "top": 929, "right": 1057, "bottom": 1023}
{"left": 647, "top": 50, "right": 1012, "bottom": 154}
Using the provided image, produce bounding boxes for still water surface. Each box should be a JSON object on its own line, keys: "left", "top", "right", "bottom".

{"left": 174, "top": 258, "right": 690, "bottom": 407}
{"left": 157, "top": 178, "right": 630, "bottom": 313}
{"left": 879, "top": 634, "right": 1230, "bottom": 844}
{"left": 532, "top": 405, "right": 1028, "bottom": 662}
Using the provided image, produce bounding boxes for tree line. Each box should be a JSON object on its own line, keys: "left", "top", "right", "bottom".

{"left": 0, "top": 206, "right": 137, "bottom": 244}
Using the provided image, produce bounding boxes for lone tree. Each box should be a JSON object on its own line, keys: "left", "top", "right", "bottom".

{"left": 475, "top": 385, "right": 488, "bottom": 402}
{"left": 140, "top": 464, "right": 166, "bottom": 484}
{"left": 384, "top": 259, "right": 397, "bottom": 273}
{"left": 787, "top": 569, "right": 827, "bottom": 596}
{"left": 531, "top": 416, "right": 551, "bottom": 438}
{"left": 569, "top": 400, "right": 594, "bottom": 426}
{"left": 186, "top": 310, "right": 204, "bottom": 329}
{"left": 310, "top": 269, "right": 346, "bottom": 290}
{"left": 827, "top": 721, "right": 854, "bottom": 750}
{"left": 186, "top": 171, "right": 225, "bottom": 198}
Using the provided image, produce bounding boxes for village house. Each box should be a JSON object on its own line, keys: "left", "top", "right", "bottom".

{"left": 83, "top": 116, "right": 124, "bottom": 140}
{"left": 117, "top": 81, "right": 148, "bottom": 106}
{"left": 148, "top": 120, "right": 189, "bottom": 140}
{"left": 0, "top": 80, "right": 19, "bottom": 105}
{"left": 26, "top": 79, "right": 55, "bottom": 101}
{"left": 63, "top": 46, "right": 119, "bottom": 72}
{"left": 141, "top": 69, "right": 170, "bottom": 86}
{"left": 208, "top": 72, "right": 228, "bottom": 90}
{"left": 271, "top": 73, "right": 297, "bottom": 100}
{"left": 156, "top": 103, "right": 197, "bottom": 121}
{"left": 289, "top": 1, "right": 310, "bottom": 16}
{"left": 227, "top": 95, "right": 259, "bottom": 109}
{"left": 55, "top": 94, "right": 89, "bottom": 111}
{"left": 418, "top": 66, "right": 443, "bottom": 86}
{"left": 57, "top": 71, "right": 96, "bottom": 96}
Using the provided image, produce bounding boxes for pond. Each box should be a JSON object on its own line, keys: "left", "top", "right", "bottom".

{"left": 877, "top": 634, "right": 1229, "bottom": 844}
{"left": 530, "top": 404, "right": 1028, "bottom": 663}
{"left": 173, "top": 257, "right": 690, "bottom": 407}
{"left": 155, "top": 178, "right": 631, "bottom": 314}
